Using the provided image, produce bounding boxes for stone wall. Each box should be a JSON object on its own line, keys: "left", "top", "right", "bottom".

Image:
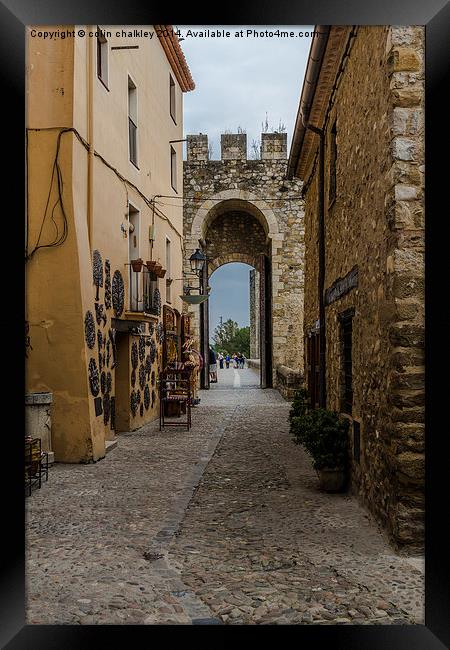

{"left": 385, "top": 26, "right": 425, "bottom": 547}
{"left": 206, "top": 211, "right": 268, "bottom": 266}
{"left": 276, "top": 365, "right": 304, "bottom": 400}
{"left": 184, "top": 131, "right": 305, "bottom": 386}
{"left": 302, "top": 26, "right": 424, "bottom": 548}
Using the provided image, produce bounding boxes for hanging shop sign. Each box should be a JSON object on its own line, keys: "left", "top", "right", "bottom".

{"left": 324, "top": 265, "right": 359, "bottom": 306}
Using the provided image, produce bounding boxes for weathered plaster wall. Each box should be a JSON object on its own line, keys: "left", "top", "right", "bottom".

{"left": 26, "top": 26, "right": 188, "bottom": 461}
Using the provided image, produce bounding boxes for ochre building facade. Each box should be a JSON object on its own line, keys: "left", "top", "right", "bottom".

{"left": 26, "top": 25, "right": 194, "bottom": 462}
{"left": 289, "top": 26, "right": 424, "bottom": 548}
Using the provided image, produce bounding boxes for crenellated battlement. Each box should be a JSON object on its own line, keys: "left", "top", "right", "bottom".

{"left": 186, "top": 131, "right": 287, "bottom": 162}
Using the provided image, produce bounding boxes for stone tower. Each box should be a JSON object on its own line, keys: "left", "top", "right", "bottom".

{"left": 183, "top": 131, "right": 305, "bottom": 393}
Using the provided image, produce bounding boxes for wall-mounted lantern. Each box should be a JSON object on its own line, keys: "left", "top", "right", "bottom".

{"left": 189, "top": 248, "right": 206, "bottom": 275}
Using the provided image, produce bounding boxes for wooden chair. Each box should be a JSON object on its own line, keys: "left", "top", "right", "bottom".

{"left": 159, "top": 367, "right": 192, "bottom": 431}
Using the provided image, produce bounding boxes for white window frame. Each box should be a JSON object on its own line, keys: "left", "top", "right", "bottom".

{"left": 165, "top": 236, "right": 172, "bottom": 304}
{"left": 97, "top": 28, "right": 109, "bottom": 88}
{"left": 169, "top": 74, "right": 176, "bottom": 124}
{"left": 128, "top": 201, "right": 141, "bottom": 311}
{"left": 128, "top": 74, "right": 138, "bottom": 168}
{"left": 170, "top": 145, "right": 177, "bottom": 192}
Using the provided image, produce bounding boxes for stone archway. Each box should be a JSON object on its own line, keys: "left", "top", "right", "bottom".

{"left": 201, "top": 206, "right": 271, "bottom": 388}
{"left": 183, "top": 131, "right": 305, "bottom": 393}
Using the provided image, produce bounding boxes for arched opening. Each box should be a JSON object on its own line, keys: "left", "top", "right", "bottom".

{"left": 196, "top": 201, "right": 273, "bottom": 389}
{"left": 208, "top": 262, "right": 258, "bottom": 386}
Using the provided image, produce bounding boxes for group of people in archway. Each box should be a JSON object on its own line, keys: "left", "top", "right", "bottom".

{"left": 209, "top": 348, "right": 246, "bottom": 383}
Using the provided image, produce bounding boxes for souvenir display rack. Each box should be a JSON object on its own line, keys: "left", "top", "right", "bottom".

{"left": 25, "top": 437, "right": 49, "bottom": 496}
{"left": 159, "top": 367, "right": 192, "bottom": 430}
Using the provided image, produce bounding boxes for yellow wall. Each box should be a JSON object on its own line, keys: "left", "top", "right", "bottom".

{"left": 26, "top": 26, "right": 189, "bottom": 460}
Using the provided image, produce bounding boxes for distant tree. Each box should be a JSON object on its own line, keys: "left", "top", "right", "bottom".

{"left": 224, "top": 126, "right": 246, "bottom": 135}
{"left": 213, "top": 319, "right": 239, "bottom": 349}
{"left": 233, "top": 326, "right": 250, "bottom": 358}
{"left": 250, "top": 138, "right": 261, "bottom": 159}
{"left": 212, "top": 319, "right": 250, "bottom": 357}
{"left": 261, "top": 112, "right": 287, "bottom": 134}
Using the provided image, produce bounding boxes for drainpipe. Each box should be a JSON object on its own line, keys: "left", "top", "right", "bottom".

{"left": 87, "top": 26, "right": 94, "bottom": 249}
{"left": 287, "top": 25, "right": 330, "bottom": 409}
{"left": 303, "top": 120, "right": 326, "bottom": 409}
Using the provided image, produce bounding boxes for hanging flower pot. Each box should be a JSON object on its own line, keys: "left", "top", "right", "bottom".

{"left": 131, "top": 258, "right": 144, "bottom": 272}
{"left": 153, "top": 262, "right": 163, "bottom": 275}
{"left": 146, "top": 261, "right": 158, "bottom": 272}
{"left": 156, "top": 267, "right": 167, "bottom": 278}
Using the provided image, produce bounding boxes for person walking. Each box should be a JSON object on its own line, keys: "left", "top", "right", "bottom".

{"left": 209, "top": 347, "right": 217, "bottom": 383}
{"left": 218, "top": 352, "right": 224, "bottom": 369}
{"left": 225, "top": 353, "right": 230, "bottom": 369}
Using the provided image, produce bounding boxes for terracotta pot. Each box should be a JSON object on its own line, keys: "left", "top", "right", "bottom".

{"left": 157, "top": 268, "right": 167, "bottom": 278}
{"left": 316, "top": 467, "right": 346, "bottom": 493}
{"left": 153, "top": 262, "right": 162, "bottom": 275}
{"left": 146, "top": 260, "right": 158, "bottom": 271}
{"left": 130, "top": 258, "right": 144, "bottom": 272}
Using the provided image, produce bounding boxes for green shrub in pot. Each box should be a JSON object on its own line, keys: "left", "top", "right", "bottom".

{"left": 288, "top": 388, "right": 310, "bottom": 423}
{"left": 291, "top": 407, "right": 350, "bottom": 491}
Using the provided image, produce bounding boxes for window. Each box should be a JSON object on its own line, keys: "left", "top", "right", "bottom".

{"left": 143, "top": 272, "right": 159, "bottom": 315}
{"left": 306, "top": 329, "right": 320, "bottom": 409}
{"left": 128, "top": 76, "right": 138, "bottom": 167}
{"left": 169, "top": 75, "right": 176, "bottom": 123}
{"left": 128, "top": 203, "right": 140, "bottom": 311}
{"left": 165, "top": 238, "right": 172, "bottom": 303}
{"left": 339, "top": 309, "right": 354, "bottom": 415}
{"left": 328, "top": 121, "right": 337, "bottom": 205}
{"left": 97, "top": 30, "right": 109, "bottom": 87}
{"left": 170, "top": 146, "right": 177, "bottom": 192}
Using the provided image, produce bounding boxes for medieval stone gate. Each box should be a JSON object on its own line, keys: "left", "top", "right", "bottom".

{"left": 183, "top": 131, "right": 305, "bottom": 392}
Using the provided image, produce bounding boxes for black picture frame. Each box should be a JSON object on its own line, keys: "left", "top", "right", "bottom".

{"left": 5, "top": 0, "right": 449, "bottom": 647}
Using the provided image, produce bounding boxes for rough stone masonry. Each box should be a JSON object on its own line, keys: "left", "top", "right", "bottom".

{"left": 183, "top": 131, "right": 305, "bottom": 389}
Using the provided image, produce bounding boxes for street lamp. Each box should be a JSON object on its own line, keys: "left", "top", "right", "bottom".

{"left": 189, "top": 248, "right": 206, "bottom": 275}
{"left": 178, "top": 248, "right": 208, "bottom": 304}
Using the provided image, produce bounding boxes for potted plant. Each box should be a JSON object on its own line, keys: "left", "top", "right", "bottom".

{"left": 146, "top": 261, "right": 158, "bottom": 272}
{"left": 157, "top": 267, "right": 167, "bottom": 278}
{"left": 130, "top": 258, "right": 144, "bottom": 272}
{"left": 153, "top": 262, "right": 163, "bottom": 275}
{"left": 289, "top": 387, "right": 310, "bottom": 422}
{"left": 290, "top": 395, "right": 349, "bottom": 492}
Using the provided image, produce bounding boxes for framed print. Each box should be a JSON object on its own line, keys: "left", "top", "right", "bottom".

{"left": 4, "top": 0, "right": 449, "bottom": 647}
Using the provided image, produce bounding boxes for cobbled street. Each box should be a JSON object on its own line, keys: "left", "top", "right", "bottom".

{"left": 26, "top": 367, "right": 424, "bottom": 625}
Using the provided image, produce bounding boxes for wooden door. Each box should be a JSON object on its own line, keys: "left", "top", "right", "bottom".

{"left": 259, "top": 254, "right": 273, "bottom": 388}
{"left": 199, "top": 260, "right": 210, "bottom": 389}
{"left": 306, "top": 331, "right": 320, "bottom": 408}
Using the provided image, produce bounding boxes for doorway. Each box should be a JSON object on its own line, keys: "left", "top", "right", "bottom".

{"left": 201, "top": 257, "right": 273, "bottom": 389}
{"left": 114, "top": 331, "right": 130, "bottom": 432}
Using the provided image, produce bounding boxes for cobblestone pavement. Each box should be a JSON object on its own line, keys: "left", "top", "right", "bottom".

{"left": 26, "top": 367, "right": 424, "bottom": 625}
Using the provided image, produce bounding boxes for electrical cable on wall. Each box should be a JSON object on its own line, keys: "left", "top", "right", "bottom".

{"left": 26, "top": 128, "right": 70, "bottom": 261}
{"left": 26, "top": 126, "right": 184, "bottom": 262}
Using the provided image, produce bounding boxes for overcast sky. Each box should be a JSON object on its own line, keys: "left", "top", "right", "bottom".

{"left": 178, "top": 26, "right": 312, "bottom": 342}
